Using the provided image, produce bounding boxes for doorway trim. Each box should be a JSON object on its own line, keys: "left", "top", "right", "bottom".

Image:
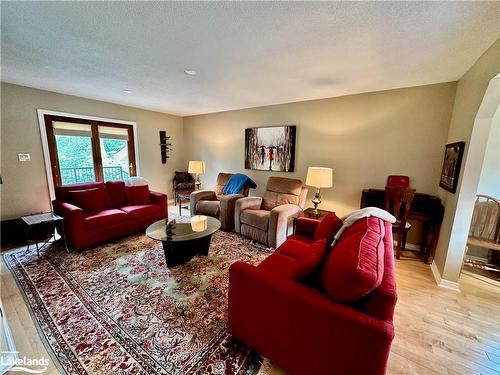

{"left": 433, "top": 74, "right": 500, "bottom": 288}
{"left": 37, "top": 109, "right": 140, "bottom": 200}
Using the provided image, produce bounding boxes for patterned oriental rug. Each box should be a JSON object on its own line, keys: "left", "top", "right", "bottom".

{"left": 4, "top": 216, "right": 273, "bottom": 374}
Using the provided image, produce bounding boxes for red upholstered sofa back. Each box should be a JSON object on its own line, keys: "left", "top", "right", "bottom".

{"left": 357, "top": 220, "right": 397, "bottom": 322}
{"left": 55, "top": 181, "right": 130, "bottom": 207}
{"left": 55, "top": 182, "right": 108, "bottom": 202}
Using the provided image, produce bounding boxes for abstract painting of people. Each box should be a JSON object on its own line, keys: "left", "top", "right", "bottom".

{"left": 245, "top": 126, "right": 296, "bottom": 172}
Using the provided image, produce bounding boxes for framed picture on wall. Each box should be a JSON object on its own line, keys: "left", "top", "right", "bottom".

{"left": 439, "top": 141, "right": 465, "bottom": 193}
{"left": 245, "top": 125, "right": 296, "bottom": 172}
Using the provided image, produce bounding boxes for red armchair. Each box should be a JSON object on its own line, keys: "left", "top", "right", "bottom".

{"left": 229, "top": 216, "right": 397, "bottom": 375}
{"left": 53, "top": 181, "right": 167, "bottom": 249}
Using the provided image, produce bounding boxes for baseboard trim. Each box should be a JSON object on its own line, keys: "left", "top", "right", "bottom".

{"left": 392, "top": 241, "right": 420, "bottom": 251}
{"left": 430, "top": 261, "right": 460, "bottom": 292}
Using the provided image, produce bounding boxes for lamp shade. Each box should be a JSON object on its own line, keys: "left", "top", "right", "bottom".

{"left": 306, "top": 167, "right": 333, "bottom": 188}
{"left": 188, "top": 161, "right": 205, "bottom": 174}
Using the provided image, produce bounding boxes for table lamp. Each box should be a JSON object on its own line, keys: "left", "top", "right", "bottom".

{"left": 306, "top": 167, "right": 333, "bottom": 217}
{"left": 188, "top": 161, "right": 205, "bottom": 190}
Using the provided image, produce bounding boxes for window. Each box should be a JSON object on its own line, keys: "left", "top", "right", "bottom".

{"left": 44, "top": 115, "right": 136, "bottom": 187}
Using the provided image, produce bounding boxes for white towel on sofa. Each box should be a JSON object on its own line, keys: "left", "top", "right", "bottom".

{"left": 331, "top": 207, "right": 396, "bottom": 247}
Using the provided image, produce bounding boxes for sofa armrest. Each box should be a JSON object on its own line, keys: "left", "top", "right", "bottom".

{"left": 52, "top": 200, "right": 85, "bottom": 247}
{"left": 269, "top": 204, "right": 301, "bottom": 247}
{"left": 229, "top": 261, "right": 394, "bottom": 375}
{"left": 234, "top": 197, "right": 263, "bottom": 233}
{"left": 294, "top": 217, "right": 320, "bottom": 238}
{"left": 219, "top": 194, "right": 244, "bottom": 230}
{"left": 53, "top": 200, "right": 85, "bottom": 223}
{"left": 150, "top": 191, "right": 168, "bottom": 218}
{"left": 189, "top": 190, "right": 217, "bottom": 216}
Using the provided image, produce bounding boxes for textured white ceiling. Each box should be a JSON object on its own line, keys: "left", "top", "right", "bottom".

{"left": 1, "top": 2, "right": 499, "bottom": 116}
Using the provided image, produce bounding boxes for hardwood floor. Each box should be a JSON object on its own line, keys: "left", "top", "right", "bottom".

{"left": 1, "top": 246, "right": 499, "bottom": 374}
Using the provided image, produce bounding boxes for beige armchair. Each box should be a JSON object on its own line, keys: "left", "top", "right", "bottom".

{"left": 235, "top": 177, "right": 308, "bottom": 248}
{"left": 190, "top": 173, "right": 252, "bottom": 230}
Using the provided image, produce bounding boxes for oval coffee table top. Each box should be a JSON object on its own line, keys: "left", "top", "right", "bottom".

{"left": 146, "top": 216, "right": 221, "bottom": 242}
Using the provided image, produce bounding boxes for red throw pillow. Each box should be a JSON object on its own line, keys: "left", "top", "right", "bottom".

{"left": 69, "top": 188, "right": 108, "bottom": 212}
{"left": 321, "top": 217, "right": 385, "bottom": 302}
{"left": 313, "top": 213, "right": 343, "bottom": 244}
{"left": 126, "top": 185, "right": 151, "bottom": 205}
{"left": 106, "top": 180, "right": 127, "bottom": 206}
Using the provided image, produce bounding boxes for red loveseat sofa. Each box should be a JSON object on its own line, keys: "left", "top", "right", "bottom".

{"left": 53, "top": 181, "right": 168, "bottom": 249}
{"left": 229, "top": 215, "right": 397, "bottom": 375}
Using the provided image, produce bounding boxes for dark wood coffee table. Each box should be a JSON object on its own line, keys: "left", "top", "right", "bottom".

{"left": 146, "top": 216, "right": 221, "bottom": 266}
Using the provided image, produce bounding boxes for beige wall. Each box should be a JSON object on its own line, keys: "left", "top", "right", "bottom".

{"left": 434, "top": 38, "right": 500, "bottom": 282}
{"left": 0, "top": 83, "right": 184, "bottom": 220}
{"left": 183, "top": 82, "right": 457, "bottom": 227}
{"left": 477, "top": 106, "right": 500, "bottom": 198}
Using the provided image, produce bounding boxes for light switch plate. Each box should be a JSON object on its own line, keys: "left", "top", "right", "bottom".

{"left": 18, "top": 153, "right": 31, "bottom": 162}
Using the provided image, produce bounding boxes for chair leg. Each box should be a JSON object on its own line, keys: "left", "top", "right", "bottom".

{"left": 402, "top": 230, "right": 408, "bottom": 252}
{"left": 396, "top": 231, "right": 402, "bottom": 260}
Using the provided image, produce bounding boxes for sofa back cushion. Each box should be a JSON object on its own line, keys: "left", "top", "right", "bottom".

{"left": 106, "top": 180, "right": 127, "bottom": 206}
{"left": 69, "top": 188, "right": 110, "bottom": 212}
{"left": 214, "top": 173, "right": 234, "bottom": 196}
{"left": 356, "top": 220, "right": 397, "bottom": 322}
{"left": 56, "top": 182, "right": 108, "bottom": 203}
{"left": 313, "top": 213, "right": 343, "bottom": 245}
{"left": 321, "top": 217, "right": 385, "bottom": 302}
{"left": 126, "top": 185, "right": 151, "bottom": 205}
{"left": 262, "top": 177, "right": 304, "bottom": 211}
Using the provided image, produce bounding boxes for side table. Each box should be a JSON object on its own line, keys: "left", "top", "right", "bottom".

{"left": 291, "top": 208, "right": 334, "bottom": 234}
{"left": 21, "top": 212, "right": 68, "bottom": 259}
{"left": 176, "top": 193, "right": 191, "bottom": 216}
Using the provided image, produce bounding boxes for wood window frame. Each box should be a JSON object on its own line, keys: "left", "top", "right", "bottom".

{"left": 43, "top": 113, "right": 137, "bottom": 188}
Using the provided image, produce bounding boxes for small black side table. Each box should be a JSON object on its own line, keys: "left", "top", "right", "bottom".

{"left": 176, "top": 193, "right": 191, "bottom": 216}
{"left": 21, "top": 212, "right": 68, "bottom": 259}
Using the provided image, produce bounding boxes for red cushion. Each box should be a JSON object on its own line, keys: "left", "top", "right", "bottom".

{"left": 258, "top": 253, "right": 302, "bottom": 280}
{"left": 106, "top": 180, "right": 127, "bottom": 206}
{"left": 126, "top": 185, "right": 150, "bottom": 205}
{"left": 69, "top": 188, "right": 111, "bottom": 212}
{"left": 285, "top": 234, "right": 314, "bottom": 245}
{"left": 313, "top": 212, "right": 343, "bottom": 244}
{"left": 277, "top": 238, "right": 315, "bottom": 259}
{"left": 84, "top": 209, "right": 128, "bottom": 230}
{"left": 120, "top": 204, "right": 160, "bottom": 220}
{"left": 321, "top": 217, "right": 385, "bottom": 302}
{"left": 261, "top": 239, "right": 327, "bottom": 280}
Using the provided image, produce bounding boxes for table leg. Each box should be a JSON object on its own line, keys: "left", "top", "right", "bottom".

{"left": 25, "top": 226, "right": 30, "bottom": 253}
{"left": 179, "top": 197, "right": 182, "bottom": 216}
{"left": 59, "top": 221, "right": 70, "bottom": 252}
{"left": 162, "top": 235, "right": 212, "bottom": 267}
{"left": 34, "top": 228, "right": 40, "bottom": 260}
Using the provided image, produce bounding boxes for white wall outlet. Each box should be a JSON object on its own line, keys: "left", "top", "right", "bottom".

{"left": 18, "top": 153, "right": 31, "bottom": 162}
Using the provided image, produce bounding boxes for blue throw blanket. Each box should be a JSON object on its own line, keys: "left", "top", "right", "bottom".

{"left": 223, "top": 173, "right": 257, "bottom": 195}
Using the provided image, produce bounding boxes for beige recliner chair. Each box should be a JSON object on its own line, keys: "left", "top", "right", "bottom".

{"left": 190, "top": 173, "right": 252, "bottom": 230}
{"left": 235, "top": 177, "right": 308, "bottom": 248}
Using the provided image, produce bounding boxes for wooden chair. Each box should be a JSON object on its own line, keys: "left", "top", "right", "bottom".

{"left": 463, "top": 195, "right": 500, "bottom": 268}
{"left": 384, "top": 186, "right": 416, "bottom": 259}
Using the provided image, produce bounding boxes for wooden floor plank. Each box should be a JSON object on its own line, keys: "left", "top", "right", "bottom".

{"left": 2, "top": 235, "right": 500, "bottom": 374}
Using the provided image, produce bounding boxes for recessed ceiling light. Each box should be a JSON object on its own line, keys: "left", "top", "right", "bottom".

{"left": 123, "top": 89, "right": 132, "bottom": 94}
{"left": 184, "top": 69, "right": 197, "bottom": 76}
